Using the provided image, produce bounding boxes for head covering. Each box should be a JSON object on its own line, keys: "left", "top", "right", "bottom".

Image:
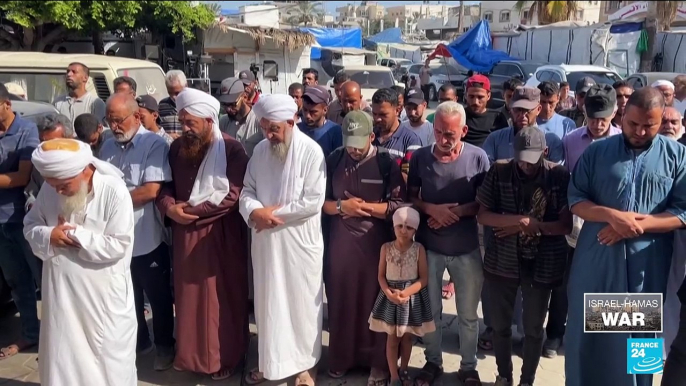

{"left": 514, "top": 126, "right": 546, "bottom": 164}
{"left": 32, "top": 138, "right": 124, "bottom": 179}
{"left": 218, "top": 77, "right": 245, "bottom": 104}
{"left": 652, "top": 80, "right": 675, "bottom": 90}
{"left": 238, "top": 70, "right": 256, "bottom": 85}
{"left": 342, "top": 110, "right": 373, "bottom": 148}
{"left": 466, "top": 74, "right": 491, "bottom": 91}
{"left": 253, "top": 94, "right": 298, "bottom": 122}
{"left": 393, "top": 207, "right": 420, "bottom": 230}
{"left": 303, "top": 85, "right": 330, "bottom": 105}
{"left": 136, "top": 95, "right": 158, "bottom": 112}
{"left": 405, "top": 87, "right": 425, "bottom": 105}
{"left": 575, "top": 77, "right": 597, "bottom": 94}
{"left": 511, "top": 87, "right": 541, "bottom": 110}
{"left": 585, "top": 84, "right": 617, "bottom": 119}
{"left": 175, "top": 87, "right": 230, "bottom": 206}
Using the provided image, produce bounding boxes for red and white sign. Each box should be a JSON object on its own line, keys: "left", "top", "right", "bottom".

{"left": 608, "top": 1, "right": 686, "bottom": 21}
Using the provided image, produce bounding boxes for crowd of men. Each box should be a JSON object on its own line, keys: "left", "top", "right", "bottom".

{"left": 1, "top": 60, "right": 686, "bottom": 386}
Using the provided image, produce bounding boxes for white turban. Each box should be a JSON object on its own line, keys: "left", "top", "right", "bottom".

{"left": 652, "top": 80, "right": 675, "bottom": 90}
{"left": 32, "top": 139, "right": 124, "bottom": 179}
{"left": 252, "top": 94, "right": 298, "bottom": 122}
{"left": 175, "top": 87, "right": 230, "bottom": 206}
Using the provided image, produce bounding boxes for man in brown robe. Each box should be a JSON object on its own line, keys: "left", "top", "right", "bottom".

{"left": 322, "top": 110, "right": 406, "bottom": 383}
{"left": 155, "top": 88, "right": 250, "bottom": 380}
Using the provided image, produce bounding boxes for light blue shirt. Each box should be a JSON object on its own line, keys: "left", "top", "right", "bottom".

{"left": 536, "top": 113, "right": 576, "bottom": 140}
{"left": 481, "top": 126, "right": 565, "bottom": 164}
{"left": 99, "top": 126, "right": 172, "bottom": 256}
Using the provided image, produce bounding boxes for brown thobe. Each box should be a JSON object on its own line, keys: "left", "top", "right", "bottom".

{"left": 156, "top": 134, "right": 250, "bottom": 374}
{"left": 325, "top": 147, "right": 406, "bottom": 372}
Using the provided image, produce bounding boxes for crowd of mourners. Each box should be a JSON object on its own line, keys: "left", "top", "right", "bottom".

{"left": 0, "top": 60, "right": 686, "bottom": 386}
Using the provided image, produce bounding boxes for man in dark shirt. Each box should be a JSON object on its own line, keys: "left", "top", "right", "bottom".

{"left": 463, "top": 75, "right": 509, "bottom": 147}
{"left": 297, "top": 85, "right": 342, "bottom": 158}
{"left": 611, "top": 80, "right": 634, "bottom": 129}
{"left": 499, "top": 77, "right": 524, "bottom": 127}
{"left": 476, "top": 127, "right": 572, "bottom": 386}
{"left": 303, "top": 68, "right": 319, "bottom": 86}
{"left": 560, "top": 77, "right": 596, "bottom": 128}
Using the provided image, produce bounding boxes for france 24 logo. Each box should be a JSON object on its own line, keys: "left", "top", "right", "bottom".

{"left": 627, "top": 338, "right": 663, "bottom": 374}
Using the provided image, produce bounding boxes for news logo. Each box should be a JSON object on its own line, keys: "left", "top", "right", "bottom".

{"left": 627, "top": 338, "right": 663, "bottom": 374}
{"left": 584, "top": 293, "right": 662, "bottom": 333}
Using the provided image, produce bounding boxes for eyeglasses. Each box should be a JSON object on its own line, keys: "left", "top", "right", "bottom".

{"left": 512, "top": 106, "right": 538, "bottom": 115}
{"left": 106, "top": 113, "right": 133, "bottom": 127}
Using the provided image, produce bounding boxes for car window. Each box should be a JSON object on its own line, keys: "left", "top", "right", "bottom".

{"left": 409, "top": 64, "right": 422, "bottom": 74}
{"left": 380, "top": 59, "right": 388, "bottom": 66}
{"left": 492, "top": 64, "right": 511, "bottom": 76}
{"left": 565, "top": 71, "right": 622, "bottom": 87}
{"left": 432, "top": 65, "right": 462, "bottom": 76}
{"left": 117, "top": 68, "right": 169, "bottom": 101}
{"left": 343, "top": 69, "right": 395, "bottom": 89}
{"left": 550, "top": 72, "right": 563, "bottom": 83}
{"left": 537, "top": 71, "right": 552, "bottom": 82}
{"left": 0, "top": 72, "right": 67, "bottom": 103}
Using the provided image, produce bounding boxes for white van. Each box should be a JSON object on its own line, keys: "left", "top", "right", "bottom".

{"left": 0, "top": 52, "right": 169, "bottom": 103}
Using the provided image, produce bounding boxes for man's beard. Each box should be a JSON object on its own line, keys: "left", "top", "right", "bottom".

{"left": 179, "top": 131, "right": 212, "bottom": 163}
{"left": 59, "top": 181, "right": 89, "bottom": 219}
{"left": 270, "top": 129, "right": 293, "bottom": 163}
{"left": 114, "top": 129, "right": 136, "bottom": 143}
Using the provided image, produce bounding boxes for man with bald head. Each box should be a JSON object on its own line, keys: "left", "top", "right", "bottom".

{"left": 24, "top": 138, "right": 137, "bottom": 385}
{"left": 240, "top": 94, "right": 326, "bottom": 386}
{"left": 660, "top": 106, "right": 684, "bottom": 140}
{"left": 99, "top": 93, "right": 175, "bottom": 370}
{"left": 566, "top": 87, "right": 686, "bottom": 386}
{"left": 329, "top": 80, "right": 373, "bottom": 125}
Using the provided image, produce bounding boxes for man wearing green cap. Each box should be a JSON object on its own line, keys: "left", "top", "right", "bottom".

{"left": 322, "top": 110, "right": 405, "bottom": 384}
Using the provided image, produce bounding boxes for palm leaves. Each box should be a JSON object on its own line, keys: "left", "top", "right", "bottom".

{"left": 656, "top": 1, "right": 679, "bottom": 31}
{"left": 514, "top": 1, "right": 579, "bottom": 25}
{"left": 285, "top": 1, "right": 324, "bottom": 26}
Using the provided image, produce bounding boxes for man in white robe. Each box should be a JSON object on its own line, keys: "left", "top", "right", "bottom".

{"left": 23, "top": 138, "right": 137, "bottom": 386}
{"left": 239, "top": 94, "right": 326, "bottom": 385}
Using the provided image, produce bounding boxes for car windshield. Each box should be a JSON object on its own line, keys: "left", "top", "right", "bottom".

{"left": 344, "top": 69, "right": 395, "bottom": 89}
{"left": 520, "top": 64, "right": 543, "bottom": 77}
{"left": 432, "top": 65, "right": 463, "bottom": 76}
{"left": 566, "top": 71, "right": 621, "bottom": 87}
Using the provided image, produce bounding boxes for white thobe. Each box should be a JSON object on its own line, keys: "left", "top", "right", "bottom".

{"left": 23, "top": 171, "right": 137, "bottom": 386}
{"left": 239, "top": 128, "right": 326, "bottom": 380}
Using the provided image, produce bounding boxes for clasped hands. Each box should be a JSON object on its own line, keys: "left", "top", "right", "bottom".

{"left": 494, "top": 216, "right": 541, "bottom": 238}
{"left": 50, "top": 215, "right": 81, "bottom": 248}
{"left": 426, "top": 203, "right": 462, "bottom": 229}
{"left": 250, "top": 205, "right": 284, "bottom": 233}
{"left": 386, "top": 288, "right": 410, "bottom": 305}
{"left": 597, "top": 212, "right": 647, "bottom": 246}
{"left": 339, "top": 191, "right": 374, "bottom": 219}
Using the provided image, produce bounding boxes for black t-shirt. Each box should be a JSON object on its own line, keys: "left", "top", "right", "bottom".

{"left": 464, "top": 108, "right": 509, "bottom": 148}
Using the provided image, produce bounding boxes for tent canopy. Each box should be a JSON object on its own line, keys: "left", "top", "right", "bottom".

{"left": 442, "top": 20, "right": 517, "bottom": 73}
{"left": 366, "top": 28, "right": 405, "bottom": 44}
{"left": 299, "top": 27, "right": 362, "bottom": 60}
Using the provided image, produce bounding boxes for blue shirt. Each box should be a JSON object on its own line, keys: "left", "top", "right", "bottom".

{"left": 0, "top": 115, "right": 39, "bottom": 223}
{"left": 481, "top": 126, "right": 565, "bottom": 164}
{"left": 297, "top": 120, "right": 342, "bottom": 158}
{"left": 536, "top": 113, "right": 576, "bottom": 140}
{"left": 99, "top": 127, "right": 171, "bottom": 256}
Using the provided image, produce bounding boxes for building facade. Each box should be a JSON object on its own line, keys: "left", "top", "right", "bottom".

{"left": 481, "top": 0, "right": 603, "bottom": 32}
{"left": 336, "top": 2, "right": 385, "bottom": 22}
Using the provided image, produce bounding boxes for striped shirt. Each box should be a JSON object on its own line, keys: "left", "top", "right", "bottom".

{"left": 158, "top": 97, "right": 182, "bottom": 135}
{"left": 53, "top": 92, "right": 106, "bottom": 126}
{"left": 373, "top": 124, "right": 421, "bottom": 175}
{"left": 476, "top": 159, "right": 570, "bottom": 288}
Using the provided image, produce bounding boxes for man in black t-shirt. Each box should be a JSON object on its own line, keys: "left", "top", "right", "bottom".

{"left": 463, "top": 75, "right": 509, "bottom": 147}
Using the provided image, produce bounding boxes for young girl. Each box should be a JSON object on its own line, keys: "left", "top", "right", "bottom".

{"left": 369, "top": 207, "right": 435, "bottom": 386}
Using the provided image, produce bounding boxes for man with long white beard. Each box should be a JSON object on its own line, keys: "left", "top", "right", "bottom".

{"left": 239, "top": 94, "right": 326, "bottom": 386}
{"left": 156, "top": 87, "right": 250, "bottom": 380}
{"left": 23, "top": 138, "right": 136, "bottom": 386}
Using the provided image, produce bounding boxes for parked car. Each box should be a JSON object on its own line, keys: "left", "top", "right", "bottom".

{"left": 486, "top": 60, "right": 547, "bottom": 108}
{"left": 326, "top": 65, "right": 402, "bottom": 104}
{"left": 378, "top": 57, "right": 413, "bottom": 69}
{"left": 624, "top": 72, "right": 682, "bottom": 89}
{"left": 0, "top": 100, "right": 59, "bottom": 304}
{"left": 525, "top": 64, "right": 622, "bottom": 96}
{"left": 407, "top": 63, "right": 469, "bottom": 101}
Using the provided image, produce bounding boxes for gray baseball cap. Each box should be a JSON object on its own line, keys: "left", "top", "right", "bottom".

{"left": 342, "top": 110, "right": 373, "bottom": 149}
{"left": 218, "top": 77, "right": 244, "bottom": 104}
{"left": 514, "top": 126, "right": 546, "bottom": 164}
{"left": 511, "top": 87, "right": 541, "bottom": 110}
{"left": 575, "top": 76, "right": 597, "bottom": 94}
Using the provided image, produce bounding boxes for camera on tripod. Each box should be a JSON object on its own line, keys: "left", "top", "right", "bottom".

{"left": 249, "top": 63, "right": 261, "bottom": 77}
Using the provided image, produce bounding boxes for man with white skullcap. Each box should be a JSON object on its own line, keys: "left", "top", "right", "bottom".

{"left": 239, "top": 94, "right": 326, "bottom": 386}
{"left": 652, "top": 79, "right": 676, "bottom": 106}
{"left": 23, "top": 138, "right": 137, "bottom": 386}
{"left": 155, "top": 87, "right": 251, "bottom": 380}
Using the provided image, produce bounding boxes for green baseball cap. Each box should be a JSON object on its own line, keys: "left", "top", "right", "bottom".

{"left": 342, "top": 110, "right": 373, "bottom": 149}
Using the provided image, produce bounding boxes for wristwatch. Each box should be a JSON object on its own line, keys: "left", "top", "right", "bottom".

{"left": 336, "top": 199, "right": 342, "bottom": 214}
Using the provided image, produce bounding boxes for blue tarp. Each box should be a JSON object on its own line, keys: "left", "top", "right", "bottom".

{"left": 299, "top": 27, "right": 362, "bottom": 60}
{"left": 365, "top": 28, "right": 405, "bottom": 44}
{"left": 445, "top": 20, "right": 517, "bottom": 73}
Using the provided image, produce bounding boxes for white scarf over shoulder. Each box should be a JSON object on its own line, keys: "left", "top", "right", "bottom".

{"left": 176, "top": 88, "right": 230, "bottom": 206}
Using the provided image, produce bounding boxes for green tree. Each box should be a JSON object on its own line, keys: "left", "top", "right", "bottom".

{"left": 514, "top": 1, "right": 580, "bottom": 25}
{"left": 0, "top": 1, "right": 215, "bottom": 51}
{"left": 286, "top": 1, "right": 324, "bottom": 26}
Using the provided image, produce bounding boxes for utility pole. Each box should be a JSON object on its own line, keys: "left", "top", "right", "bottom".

{"left": 640, "top": 1, "right": 658, "bottom": 72}
{"left": 457, "top": 1, "right": 464, "bottom": 34}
